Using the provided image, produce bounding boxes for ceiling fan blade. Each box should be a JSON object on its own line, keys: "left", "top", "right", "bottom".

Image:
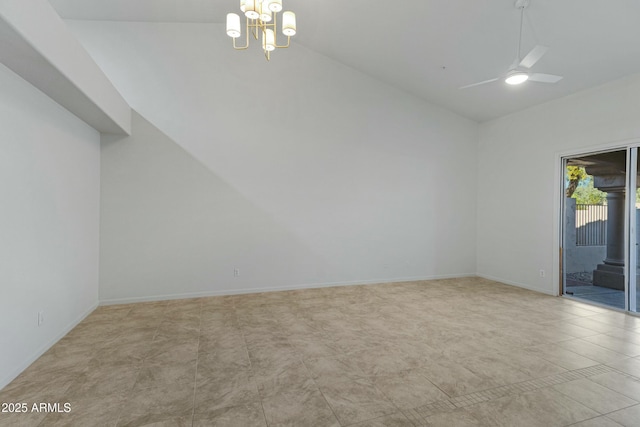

{"left": 459, "top": 77, "right": 499, "bottom": 89}
{"left": 519, "top": 45, "right": 548, "bottom": 69}
{"left": 529, "top": 73, "right": 563, "bottom": 83}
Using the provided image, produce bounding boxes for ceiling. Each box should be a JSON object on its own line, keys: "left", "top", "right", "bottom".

{"left": 48, "top": 0, "right": 640, "bottom": 122}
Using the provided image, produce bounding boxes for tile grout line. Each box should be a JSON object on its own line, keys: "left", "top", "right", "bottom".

{"left": 234, "top": 299, "right": 270, "bottom": 427}
{"left": 547, "top": 342, "right": 629, "bottom": 369}
{"left": 279, "top": 307, "right": 347, "bottom": 426}
{"left": 300, "top": 358, "right": 344, "bottom": 426}
{"left": 190, "top": 299, "right": 203, "bottom": 427}
{"left": 588, "top": 369, "right": 640, "bottom": 405}
{"left": 572, "top": 336, "right": 639, "bottom": 358}
{"left": 416, "top": 368, "right": 463, "bottom": 402}
{"left": 563, "top": 414, "right": 617, "bottom": 427}
{"left": 554, "top": 383, "right": 639, "bottom": 423}
{"left": 406, "top": 364, "right": 631, "bottom": 423}
{"left": 112, "top": 304, "right": 164, "bottom": 427}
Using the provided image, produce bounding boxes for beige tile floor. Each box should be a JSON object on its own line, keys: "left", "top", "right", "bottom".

{"left": 2, "top": 277, "right": 640, "bottom": 426}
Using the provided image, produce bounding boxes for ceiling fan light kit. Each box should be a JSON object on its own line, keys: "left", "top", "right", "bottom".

{"left": 505, "top": 71, "right": 529, "bottom": 85}
{"left": 460, "top": 0, "right": 563, "bottom": 89}
{"left": 226, "top": 0, "right": 296, "bottom": 60}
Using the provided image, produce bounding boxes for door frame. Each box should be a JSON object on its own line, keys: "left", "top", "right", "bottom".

{"left": 554, "top": 140, "right": 640, "bottom": 312}
{"left": 628, "top": 148, "right": 638, "bottom": 312}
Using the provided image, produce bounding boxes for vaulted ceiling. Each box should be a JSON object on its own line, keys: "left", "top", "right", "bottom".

{"left": 48, "top": 0, "right": 640, "bottom": 122}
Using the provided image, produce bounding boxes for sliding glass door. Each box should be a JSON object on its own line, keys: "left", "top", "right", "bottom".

{"left": 562, "top": 146, "right": 640, "bottom": 313}
{"left": 563, "top": 150, "right": 627, "bottom": 309}
{"left": 560, "top": 146, "right": 640, "bottom": 315}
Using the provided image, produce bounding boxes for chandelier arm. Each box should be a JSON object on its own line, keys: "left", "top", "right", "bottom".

{"left": 270, "top": 12, "right": 287, "bottom": 49}
{"left": 251, "top": 19, "right": 260, "bottom": 40}
{"left": 231, "top": 16, "right": 250, "bottom": 49}
{"left": 273, "top": 36, "right": 290, "bottom": 49}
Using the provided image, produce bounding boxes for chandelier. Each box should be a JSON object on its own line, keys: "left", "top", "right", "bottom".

{"left": 226, "top": 0, "right": 297, "bottom": 60}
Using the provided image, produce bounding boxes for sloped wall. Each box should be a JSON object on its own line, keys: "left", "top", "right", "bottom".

{"left": 68, "top": 21, "right": 479, "bottom": 302}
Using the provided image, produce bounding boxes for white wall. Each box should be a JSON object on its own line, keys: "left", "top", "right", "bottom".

{"left": 0, "top": 64, "right": 100, "bottom": 388}
{"left": 66, "top": 21, "right": 479, "bottom": 303}
{"left": 477, "top": 74, "right": 640, "bottom": 295}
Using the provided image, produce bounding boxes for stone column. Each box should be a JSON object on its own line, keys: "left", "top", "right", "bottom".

{"left": 603, "top": 191, "right": 625, "bottom": 266}
{"left": 592, "top": 183, "right": 626, "bottom": 290}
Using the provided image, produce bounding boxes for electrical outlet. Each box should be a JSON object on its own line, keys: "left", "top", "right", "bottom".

{"left": 234, "top": 268, "right": 240, "bottom": 277}
{"left": 37, "top": 311, "right": 44, "bottom": 326}
{"left": 539, "top": 269, "right": 545, "bottom": 278}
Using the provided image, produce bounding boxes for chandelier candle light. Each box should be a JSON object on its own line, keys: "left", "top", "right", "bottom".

{"left": 226, "top": 0, "right": 296, "bottom": 60}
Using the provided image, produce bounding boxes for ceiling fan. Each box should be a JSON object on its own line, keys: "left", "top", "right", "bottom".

{"left": 460, "top": 0, "right": 563, "bottom": 89}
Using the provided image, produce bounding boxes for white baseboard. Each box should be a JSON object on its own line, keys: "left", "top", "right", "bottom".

{"left": 476, "top": 273, "right": 557, "bottom": 296}
{"left": 0, "top": 301, "right": 98, "bottom": 390}
{"left": 99, "top": 273, "right": 478, "bottom": 305}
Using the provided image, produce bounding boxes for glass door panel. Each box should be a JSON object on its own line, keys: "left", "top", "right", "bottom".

{"left": 563, "top": 150, "right": 627, "bottom": 309}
